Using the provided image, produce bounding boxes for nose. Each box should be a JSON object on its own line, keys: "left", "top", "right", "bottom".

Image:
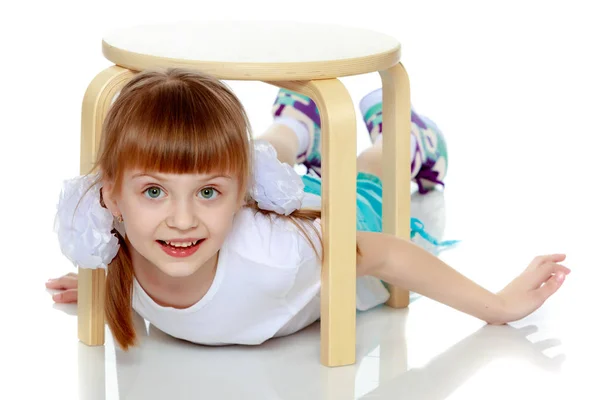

{"left": 166, "top": 199, "right": 199, "bottom": 231}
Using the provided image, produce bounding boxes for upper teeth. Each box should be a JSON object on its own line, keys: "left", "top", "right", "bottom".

{"left": 165, "top": 240, "right": 199, "bottom": 248}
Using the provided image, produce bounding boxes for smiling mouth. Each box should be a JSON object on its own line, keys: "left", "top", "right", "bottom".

{"left": 157, "top": 239, "right": 202, "bottom": 248}
{"left": 156, "top": 239, "right": 205, "bottom": 258}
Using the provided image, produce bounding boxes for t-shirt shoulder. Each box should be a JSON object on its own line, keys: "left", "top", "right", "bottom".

{"left": 224, "top": 206, "right": 322, "bottom": 269}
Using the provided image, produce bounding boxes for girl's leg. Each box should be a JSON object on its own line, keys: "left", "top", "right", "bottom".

{"left": 257, "top": 123, "right": 300, "bottom": 166}
{"left": 356, "top": 126, "right": 460, "bottom": 251}
{"left": 359, "top": 88, "right": 448, "bottom": 193}
{"left": 259, "top": 88, "right": 322, "bottom": 175}
{"left": 260, "top": 88, "right": 379, "bottom": 173}
{"left": 356, "top": 137, "right": 384, "bottom": 179}
{"left": 260, "top": 87, "right": 449, "bottom": 194}
{"left": 259, "top": 121, "right": 381, "bottom": 177}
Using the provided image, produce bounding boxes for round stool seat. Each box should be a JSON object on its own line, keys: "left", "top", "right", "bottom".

{"left": 102, "top": 21, "right": 400, "bottom": 80}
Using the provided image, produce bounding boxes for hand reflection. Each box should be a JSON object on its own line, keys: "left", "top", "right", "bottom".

{"left": 360, "top": 323, "right": 565, "bottom": 399}
{"left": 76, "top": 309, "right": 564, "bottom": 400}
{"left": 469, "top": 324, "right": 565, "bottom": 371}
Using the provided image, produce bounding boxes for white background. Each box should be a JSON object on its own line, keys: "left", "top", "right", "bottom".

{"left": 1, "top": 1, "right": 599, "bottom": 399}
{"left": 3, "top": 0, "right": 598, "bottom": 259}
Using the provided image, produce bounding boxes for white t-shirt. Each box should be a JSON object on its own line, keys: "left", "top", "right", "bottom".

{"left": 132, "top": 193, "right": 390, "bottom": 345}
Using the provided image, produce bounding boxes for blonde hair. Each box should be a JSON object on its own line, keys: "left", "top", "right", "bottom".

{"left": 87, "top": 68, "right": 327, "bottom": 350}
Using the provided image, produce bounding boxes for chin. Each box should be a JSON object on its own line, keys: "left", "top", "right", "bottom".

{"left": 157, "top": 265, "right": 202, "bottom": 278}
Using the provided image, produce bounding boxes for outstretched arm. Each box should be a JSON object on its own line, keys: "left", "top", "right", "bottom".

{"left": 356, "top": 231, "right": 570, "bottom": 324}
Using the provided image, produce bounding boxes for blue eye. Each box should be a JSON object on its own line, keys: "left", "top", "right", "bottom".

{"left": 199, "top": 187, "right": 218, "bottom": 200}
{"left": 144, "top": 187, "right": 163, "bottom": 199}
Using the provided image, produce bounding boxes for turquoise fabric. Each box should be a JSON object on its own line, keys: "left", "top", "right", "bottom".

{"left": 302, "top": 172, "right": 459, "bottom": 247}
{"left": 302, "top": 172, "right": 385, "bottom": 233}
{"left": 301, "top": 171, "right": 459, "bottom": 304}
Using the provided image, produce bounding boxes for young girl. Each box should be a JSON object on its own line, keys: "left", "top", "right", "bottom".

{"left": 47, "top": 68, "right": 570, "bottom": 350}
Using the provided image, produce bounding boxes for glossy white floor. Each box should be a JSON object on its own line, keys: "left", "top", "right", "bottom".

{"left": 18, "top": 181, "right": 599, "bottom": 400}
{"left": 3, "top": 1, "right": 600, "bottom": 399}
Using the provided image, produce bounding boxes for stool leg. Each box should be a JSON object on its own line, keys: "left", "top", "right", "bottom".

{"left": 266, "top": 79, "right": 357, "bottom": 367}
{"left": 79, "top": 65, "right": 135, "bottom": 346}
{"left": 379, "top": 63, "right": 412, "bottom": 308}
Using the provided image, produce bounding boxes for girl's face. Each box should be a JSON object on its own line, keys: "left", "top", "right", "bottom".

{"left": 104, "top": 169, "right": 243, "bottom": 278}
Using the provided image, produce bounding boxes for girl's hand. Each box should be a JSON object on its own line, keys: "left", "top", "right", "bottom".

{"left": 496, "top": 254, "right": 570, "bottom": 324}
{"left": 45, "top": 272, "right": 78, "bottom": 303}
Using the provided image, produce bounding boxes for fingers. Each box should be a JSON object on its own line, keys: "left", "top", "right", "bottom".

{"left": 524, "top": 261, "right": 570, "bottom": 291}
{"left": 530, "top": 254, "right": 567, "bottom": 269}
{"left": 46, "top": 273, "right": 78, "bottom": 304}
{"left": 537, "top": 262, "right": 571, "bottom": 283}
{"left": 535, "top": 272, "right": 566, "bottom": 302}
{"left": 45, "top": 275, "right": 77, "bottom": 290}
{"left": 52, "top": 289, "right": 78, "bottom": 303}
{"left": 543, "top": 262, "right": 571, "bottom": 276}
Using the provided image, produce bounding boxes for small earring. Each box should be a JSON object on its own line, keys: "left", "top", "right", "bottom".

{"left": 116, "top": 214, "right": 124, "bottom": 223}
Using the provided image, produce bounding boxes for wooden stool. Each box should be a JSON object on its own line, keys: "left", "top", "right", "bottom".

{"left": 78, "top": 21, "right": 412, "bottom": 367}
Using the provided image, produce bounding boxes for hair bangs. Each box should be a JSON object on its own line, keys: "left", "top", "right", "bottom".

{"left": 101, "top": 72, "right": 252, "bottom": 194}
{"left": 116, "top": 118, "right": 247, "bottom": 178}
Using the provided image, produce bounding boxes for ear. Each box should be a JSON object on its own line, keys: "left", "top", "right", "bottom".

{"left": 101, "top": 181, "right": 121, "bottom": 217}
{"left": 237, "top": 191, "right": 250, "bottom": 211}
